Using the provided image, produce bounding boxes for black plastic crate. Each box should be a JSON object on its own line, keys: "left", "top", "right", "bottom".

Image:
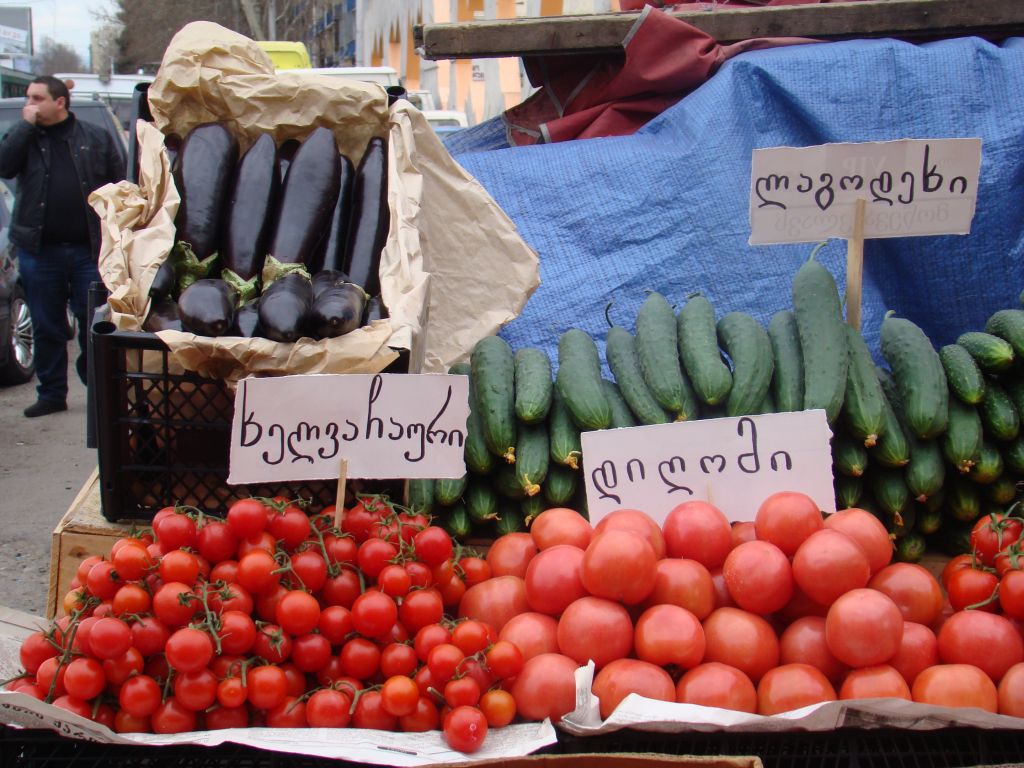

{"left": 91, "top": 318, "right": 406, "bottom": 523}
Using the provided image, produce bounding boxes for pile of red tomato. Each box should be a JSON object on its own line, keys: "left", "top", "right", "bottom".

{"left": 455, "top": 494, "right": 1024, "bottom": 720}
{"left": 8, "top": 496, "right": 528, "bottom": 753}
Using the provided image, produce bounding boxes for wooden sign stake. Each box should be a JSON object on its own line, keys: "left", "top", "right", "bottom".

{"left": 846, "top": 198, "right": 866, "bottom": 330}
{"left": 333, "top": 458, "right": 349, "bottom": 530}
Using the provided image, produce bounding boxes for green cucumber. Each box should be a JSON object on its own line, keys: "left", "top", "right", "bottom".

{"left": 833, "top": 433, "right": 869, "bottom": 477}
{"left": 635, "top": 292, "right": 698, "bottom": 420}
{"left": 970, "top": 440, "right": 1004, "bottom": 485}
{"left": 979, "top": 380, "right": 1020, "bottom": 441}
{"left": 1005, "top": 436, "right": 1024, "bottom": 474}
{"left": 986, "top": 309, "right": 1024, "bottom": 358}
{"left": 441, "top": 501, "right": 471, "bottom": 539}
{"left": 957, "top": 331, "right": 1016, "bottom": 372}
{"left": 556, "top": 329, "right": 612, "bottom": 430}
{"left": 916, "top": 505, "right": 942, "bottom": 536}
{"left": 464, "top": 479, "right": 499, "bottom": 523}
{"left": 716, "top": 312, "right": 774, "bottom": 417}
{"left": 933, "top": 520, "right": 973, "bottom": 557}
{"left": 943, "top": 398, "right": 983, "bottom": 474}
{"left": 448, "top": 362, "right": 471, "bottom": 376}
{"left": 514, "top": 347, "right": 553, "bottom": 425}
{"left": 515, "top": 421, "right": 550, "bottom": 497}
{"left": 463, "top": 372, "right": 494, "bottom": 476}
{"left": 435, "top": 474, "right": 467, "bottom": 506}
{"left": 493, "top": 461, "right": 525, "bottom": 500}
{"left": 520, "top": 495, "right": 546, "bottom": 525}
{"left": 904, "top": 435, "right": 945, "bottom": 503}
{"left": 757, "top": 388, "right": 776, "bottom": 415}
{"left": 922, "top": 487, "right": 945, "bottom": 514}
{"left": 834, "top": 474, "right": 864, "bottom": 509}
{"left": 869, "top": 380, "right": 911, "bottom": 468}
{"left": 945, "top": 476, "right": 982, "bottom": 523}
{"left": 495, "top": 502, "right": 524, "bottom": 535}
{"left": 880, "top": 313, "right": 949, "bottom": 439}
{"left": 1006, "top": 380, "right": 1024, "bottom": 421}
{"left": 871, "top": 467, "right": 910, "bottom": 518}
{"left": 895, "top": 532, "right": 925, "bottom": 563}
{"left": 602, "top": 379, "right": 637, "bottom": 429}
{"left": 543, "top": 464, "right": 578, "bottom": 506}
{"left": 605, "top": 326, "right": 670, "bottom": 425}
{"left": 843, "top": 325, "right": 887, "bottom": 448}
{"left": 890, "top": 505, "right": 917, "bottom": 540}
{"left": 767, "top": 310, "right": 804, "bottom": 412}
{"left": 549, "top": 389, "right": 582, "bottom": 470}
{"left": 406, "top": 479, "right": 435, "bottom": 515}
{"left": 987, "top": 475, "right": 1020, "bottom": 506}
{"left": 677, "top": 294, "right": 732, "bottom": 406}
{"left": 471, "top": 336, "right": 517, "bottom": 463}
{"left": 792, "top": 256, "right": 847, "bottom": 423}
{"left": 939, "top": 344, "right": 986, "bottom": 405}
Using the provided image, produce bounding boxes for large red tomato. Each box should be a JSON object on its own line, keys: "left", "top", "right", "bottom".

{"left": 644, "top": 559, "right": 715, "bottom": 620}
{"left": 779, "top": 616, "right": 849, "bottom": 687}
{"left": 757, "top": 663, "right": 836, "bottom": 715}
{"left": 722, "top": 540, "right": 793, "bottom": 615}
{"left": 791, "top": 529, "right": 871, "bottom": 606}
{"left": 557, "top": 596, "right": 633, "bottom": 669}
{"left": 592, "top": 658, "right": 675, "bottom": 720}
{"left": 458, "top": 576, "right": 529, "bottom": 632}
{"left": 594, "top": 509, "right": 665, "bottom": 559}
{"left": 580, "top": 529, "right": 657, "bottom": 605}
{"left": 499, "top": 612, "right": 559, "bottom": 661}
{"left": 889, "top": 621, "right": 939, "bottom": 687}
{"left": 912, "top": 664, "right": 997, "bottom": 712}
{"left": 702, "top": 607, "right": 779, "bottom": 683}
{"left": 825, "top": 589, "right": 903, "bottom": 668}
{"left": 509, "top": 653, "right": 580, "bottom": 722}
{"left": 662, "top": 501, "right": 732, "bottom": 569}
{"left": 822, "top": 508, "right": 893, "bottom": 574}
{"left": 937, "top": 610, "right": 1024, "bottom": 682}
{"left": 524, "top": 544, "right": 587, "bottom": 616}
{"left": 997, "top": 662, "right": 1024, "bottom": 717}
{"left": 486, "top": 533, "right": 538, "bottom": 578}
{"left": 839, "top": 664, "right": 911, "bottom": 700}
{"left": 868, "top": 563, "right": 944, "bottom": 627}
{"left": 970, "top": 513, "right": 1024, "bottom": 567}
{"left": 530, "top": 508, "right": 593, "bottom": 550}
{"left": 675, "top": 662, "right": 757, "bottom": 713}
{"left": 634, "top": 604, "right": 705, "bottom": 669}
{"left": 754, "top": 492, "right": 823, "bottom": 556}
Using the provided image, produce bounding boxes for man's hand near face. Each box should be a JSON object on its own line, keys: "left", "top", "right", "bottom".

{"left": 22, "top": 102, "right": 39, "bottom": 125}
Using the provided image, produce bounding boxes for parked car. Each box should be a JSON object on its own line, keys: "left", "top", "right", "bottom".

{"left": 0, "top": 181, "right": 33, "bottom": 384}
{"left": 0, "top": 96, "right": 128, "bottom": 194}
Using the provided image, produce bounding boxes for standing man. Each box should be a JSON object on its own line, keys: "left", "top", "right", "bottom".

{"left": 0, "top": 76, "right": 125, "bottom": 417}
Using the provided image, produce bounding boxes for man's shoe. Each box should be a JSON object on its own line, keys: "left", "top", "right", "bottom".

{"left": 24, "top": 400, "right": 67, "bottom": 418}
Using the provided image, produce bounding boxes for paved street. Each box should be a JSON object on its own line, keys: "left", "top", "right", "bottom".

{"left": 0, "top": 340, "right": 95, "bottom": 616}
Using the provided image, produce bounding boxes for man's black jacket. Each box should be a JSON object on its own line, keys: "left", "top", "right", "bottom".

{"left": 0, "top": 112, "right": 126, "bottom": 255}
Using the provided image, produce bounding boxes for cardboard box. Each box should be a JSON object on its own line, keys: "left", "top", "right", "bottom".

{"left": 47, "top": 469, "right": 133, "bottom": 618}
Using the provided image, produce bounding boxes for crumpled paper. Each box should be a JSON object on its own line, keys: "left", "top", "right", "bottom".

{"left": 90, "top": 21, "right": 539, "bottom": 381}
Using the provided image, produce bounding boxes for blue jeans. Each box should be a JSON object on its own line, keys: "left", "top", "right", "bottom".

{"left": 16, "top": 244, "right": 98, "bottom": 404}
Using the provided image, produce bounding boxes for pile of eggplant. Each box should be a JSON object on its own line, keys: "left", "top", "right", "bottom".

{"left": 145, "top": 122, "right": 390, "bottom": 343}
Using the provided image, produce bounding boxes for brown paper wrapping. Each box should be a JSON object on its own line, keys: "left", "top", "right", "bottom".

{"left": 89, "top": 21, "right": 538, "bottom": 381}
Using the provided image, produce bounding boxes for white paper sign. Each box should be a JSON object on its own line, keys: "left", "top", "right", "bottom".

{"left": 580, "top": 410, "right": 835, "bottom": 525}
{"left": 749, "top": 138, "right": 981, "bottom": 244}
{"left": 228, "top": 373, "right": 468, "bottom": 484}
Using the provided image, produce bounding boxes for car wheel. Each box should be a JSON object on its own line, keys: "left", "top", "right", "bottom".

{"left": 1, "top": 283, "right": 35, "bottom": 385}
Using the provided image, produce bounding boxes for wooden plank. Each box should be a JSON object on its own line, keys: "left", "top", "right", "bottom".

{"left": 416, "top": 0, "right": 1024, "bottom": 60}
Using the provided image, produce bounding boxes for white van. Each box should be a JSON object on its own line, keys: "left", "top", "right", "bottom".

{"left": 303, "top": 67, "right": 400, "bottom": 87}
{"left": 55, "top": 72, "right": 154, "bottom": 132}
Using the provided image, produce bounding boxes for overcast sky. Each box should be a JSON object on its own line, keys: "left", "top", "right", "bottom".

{"left": 12, "top": 0, "right": 116, "bottom": 65}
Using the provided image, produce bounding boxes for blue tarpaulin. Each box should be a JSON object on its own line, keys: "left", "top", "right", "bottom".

{"left": 447, "top": 36, "right": 1024, "bottom": 369}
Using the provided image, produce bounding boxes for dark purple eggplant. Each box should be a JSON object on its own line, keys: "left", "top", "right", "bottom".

{"left": 177, "top": 278, "right": 237, "bottom": 337}
{"left": 311, "top": 268, "right": 350, "bottom": 299}
{"left": 277, "top": 138, "right": 300, "bottom": 181}
{"left": 310, "top": 282, "right": 367, "bottom": 339}
{"left": 164, "top": 133, "right": 182, "bottom": 174}
{"left": 258, "top": 272, "right": 313, "bottom": 343}
{"left": 149, "top": 257, "right": 176, "bottom": 299}
{"left": 173, "top": 123, "right": 238, "bottom": 262}
{"left": 309, "top": 153, "right": 355, "bottom": 274}
{"left": 143, "top": 297, "right": 181, "bottom": 332}
{"left": 343, "top": 137, "right": 388, "bottom": 297}
{"left": 267, "top": 127, "right": 341, "bottom": 267}
{"left": 223, "top": 133, "right": 280, "bottom": 285}
{"left": 364, "top": 295, "right": 388, "bottom": 323}
{"left": 232, "top": 299, "right": 261, "bottom": 338}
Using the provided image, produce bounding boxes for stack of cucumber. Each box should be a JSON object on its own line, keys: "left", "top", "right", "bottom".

{"left": 414, "top": 254, "right": 1024, "bottom": 560}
